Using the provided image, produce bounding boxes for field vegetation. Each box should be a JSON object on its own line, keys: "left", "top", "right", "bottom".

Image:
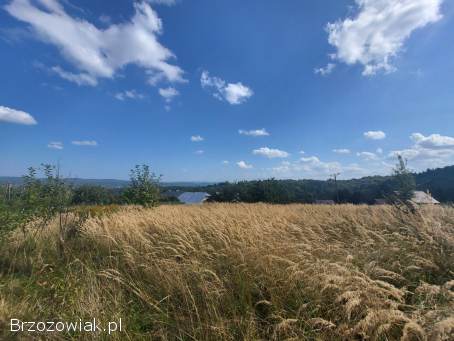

{"left": 1, "top": 203, "right": 453, "bottom": 340}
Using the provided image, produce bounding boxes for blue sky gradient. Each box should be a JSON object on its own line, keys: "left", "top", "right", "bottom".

{"left": 1, "top": 0, "right": 453, "bottom": 181}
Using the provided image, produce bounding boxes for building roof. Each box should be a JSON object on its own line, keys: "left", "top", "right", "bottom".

{"left": 178, "top": 192, "right": 210, "bottom": 204}
{"left": 411, "top": 191, "right": 440, "bottom": 204}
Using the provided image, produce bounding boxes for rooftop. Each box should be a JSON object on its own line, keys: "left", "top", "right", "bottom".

{"left": 178, "top": 192, "right": 210, "bottom": 204}
{"left": 411, "top": 191, "right": 440, "bottom": 205}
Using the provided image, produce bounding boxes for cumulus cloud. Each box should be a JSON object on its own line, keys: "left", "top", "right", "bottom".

{"left": 357, "top": 151, "right": 379, "bottom": 161}
{"left": 253, "top": 147, "right": 289, "bottom": 159}
{"left": 191, "top": 135, "right": 204, "bottom": 142}
{"left": 224, "top": 83, "right": 253, "bottom": 105}
{"left": 5, "top": 0, "right": 184, "bottom": 85}
{"left": 238, "top": 128, "right": 270, "bottom": 137}
{"left": 48, "top": 141, "right": 63, "bottom": 149}
{"left": 72, "top": 140, "right": 98, "bottom": 146}
{"left": 0, "top": 105, "right": 37, "bottom": 125}
{"left": 389, "top": 133, "right": 454, "bottom": 169}
{"left": 201, "top": 71, "right": 253, "bottom": 105}
{"left": 115, "top": 89, "right": 145, "bottom": 101}
{"left": 51, "top": 66, "right": 97, "bottom": 86}
{"left": 237, "top": 161, "right": 253, "bottom": 169}
{"left": 364, "top": 130, "right": 386, "bottom": 140}
{"left": 410, "top": 133, "right": 454, "bottom": 149}
{"left": 222, "top": 160, "right": 229, "bottom": 165}
{"left": 272, "top": 161, "right": 292, "bottom": 173}
{"left": 299, "top": 156, "right": 343, "bottom": 174}
{"left": 326, "top": 0, "right": 444, "bottom": 76}
{"left": 333, "top": 148, "right": 351, "bottom": 154}
{"left": 159, "top": 87, "right": 179, "bottom": 102}
{"left": 271, "top": 156, "right": 371, "bottom": 180}
{"left": 314, "top": 63, "right": 336, "bottom": 76}
{"left": 194, "top": 150, "right": 204, "bottom": 155}
{"left": 98, "top": 15, "right": 111, "bottom": 25}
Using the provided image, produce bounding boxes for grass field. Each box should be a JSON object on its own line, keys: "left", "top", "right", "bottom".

{"left": 1, "top": 204, "right": 453, "bottom": 340}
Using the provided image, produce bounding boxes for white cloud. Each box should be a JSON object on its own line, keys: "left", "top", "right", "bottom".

{"left": 6, "top": 0, "right": 184, "bottom": 85}
{"left": 410, "top": 133, "right": 454, "bottom": 149}
{"left": 237, "top": 161, "right": 253, "bottom": 169}
{"left": 271, "top": 156, "right": 371, "bottom": 180}
{"left": 364, "top": 130, "right": 386, "bottom": 140}
{"left": 376, "top": 147, "right": 383, "bottom": 154}
{"left": 194, "top": 150, "right": 204, "bottom": 155}
{"left": 314, "top": 63, "right": 336, "bottom": 76}
{"left": 238, "top": 128, "right": 270, "bottom": 137}
{"left": 389, "top": 132, "right": 454, "bottom": 170}
{"left": 51, "top": 66, "right": 97, "bottom": 86}
{"left": 388, "top": 148, "right": 419, "bottom": 160}
{"left": 326, "top": 0, "right": 444, "bottom": 76}
{"left": 72, "top": 140, "right": 98, "bottom": 146}
{"left": 389, "top": 147, "right": 454, "bottom": 166}
{"left": 253, "top": 147, "right": 289, "bottom": 159}
{"left": 357, "top": 151, "right": 378, "bottom": 161}
{"left": 115, "top": 89, "right": 145, "bottom": 101}
{"left": 48, "top": 141, "right": 63, "bottom": 149}
{"left": 201, "top": 71, "right": 253, "bottom": 105}
{"left": 299, "top": 156, "right": 343, "bottom": 174}
{"left": 224, "top": 83, "right": 253, "bottom": 105}
{"left": 191, "top": 135, "right": 204, "bottom": 142}
{"left": 99, "top": 15, "right": 111, "bottom": 25}
{"left": 222, "top": 160, "right": 229, "bottom": 165}
{"left": 0, "top": 105, "right": 37, "bottom": 125}
{"left": 159, "top": 87, "right": 179, "bottom": 102}
{"left": 333, "top": 148, "right": 351, "bottom": 154}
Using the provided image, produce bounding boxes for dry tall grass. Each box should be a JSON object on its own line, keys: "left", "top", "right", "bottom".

{"left": 1, "top": 204, "right": 453, "bottom": 340}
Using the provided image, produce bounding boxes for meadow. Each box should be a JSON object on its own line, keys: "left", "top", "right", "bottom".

{"left": 1, "top": 204, "right": 453, "bottom": 340}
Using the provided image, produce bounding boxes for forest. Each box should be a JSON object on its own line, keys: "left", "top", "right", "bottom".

{"left": 182, "top": 165, "right": 454, "bottom": 204}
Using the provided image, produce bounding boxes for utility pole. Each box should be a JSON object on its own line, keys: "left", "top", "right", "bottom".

{"left": 331, "top": 173, "right": 340, "bottom": 203}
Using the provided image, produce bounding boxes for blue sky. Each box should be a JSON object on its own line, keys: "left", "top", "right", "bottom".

{"left": 1, "top": 0, "right": 454, "bottom": 181}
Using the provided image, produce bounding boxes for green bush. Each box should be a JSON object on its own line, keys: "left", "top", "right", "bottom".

{"left": 123, "top": 165, "right": 160, "bottom": 207}
{"left": 0, "top": 164, "right": 72, "bottom": 237}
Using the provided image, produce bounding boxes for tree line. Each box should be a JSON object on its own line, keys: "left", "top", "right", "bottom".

{"left": 198, "top": 158, "right": 452, "bottom": 204}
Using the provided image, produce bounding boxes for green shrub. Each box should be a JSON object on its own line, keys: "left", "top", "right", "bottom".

{"left": 123, "top": 165, "right": 160, "bottom": 207}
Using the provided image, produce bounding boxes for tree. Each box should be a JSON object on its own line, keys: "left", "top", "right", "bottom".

{"left": 72, "top": 185, "right": 115, "bottom": 205}
{"left": 391, "top": 155, "right": 416, "bottom": 204}
{"left": 123, "top": 165, "right": 160, "bottom": 207}
{"left": 0, "top": 164, "right": 73, "bottom": 238}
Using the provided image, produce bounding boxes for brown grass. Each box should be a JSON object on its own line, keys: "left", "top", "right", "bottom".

{"left": 1, "top": 204, "right": 453, "bottom": 340}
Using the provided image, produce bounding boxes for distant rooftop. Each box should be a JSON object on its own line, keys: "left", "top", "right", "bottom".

{"left": 411, "top": 191, "right": 440, "bottom": 205}
{"left": 178, "top": 192, "right": 210, "bottom": 204}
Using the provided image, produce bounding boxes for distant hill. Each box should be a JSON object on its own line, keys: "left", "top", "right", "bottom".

{"left": 415, "top": 166, "right": 454, "bottom": 202}
{"left": 201, "top": 165, "right": 454, "bottom": 204}
{"left": 0, "top": 177, "right": 129, "bottom": 188}
{"left": 0, "top": 177, "right": 214, "bottom": 189}
{"left": 1, "top": 165, "right": 453, "bottom": 202}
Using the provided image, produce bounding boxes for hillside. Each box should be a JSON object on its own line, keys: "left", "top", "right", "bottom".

{"left": 204, "top": 166, "right": 454, "bottom": 204}
{"left": 2, "top": 165, "right": 453, "bottom": 203}
{"left": 415, "top": 166, "right": 454, "bottom": 202}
